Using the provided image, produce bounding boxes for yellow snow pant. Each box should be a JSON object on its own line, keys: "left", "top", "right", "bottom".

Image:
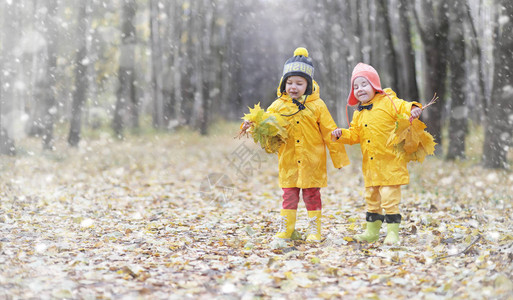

{"left": 365, "top": 185, "right": 401, "bottom": 215}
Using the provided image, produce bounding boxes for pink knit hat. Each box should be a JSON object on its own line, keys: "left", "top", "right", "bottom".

{"left": 347, "top": 63, "right": 384, "bottom": 106}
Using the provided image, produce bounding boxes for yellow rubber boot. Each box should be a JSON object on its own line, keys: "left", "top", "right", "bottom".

{"left": 274, "top": 209, "right": 297, "bottom": 240}
{"left": 305, "top": 210, "right": 322, "bottom": 242}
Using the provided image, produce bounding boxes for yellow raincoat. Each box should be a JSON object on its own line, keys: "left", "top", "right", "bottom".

{"left": 268, "top": 80, "right": 350, "bottom": 188}
{"left": 337, "top": 88, "right": 421, "bottom": 187}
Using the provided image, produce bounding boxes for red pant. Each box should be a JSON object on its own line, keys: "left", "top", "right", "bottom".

{"left": 282, "top": 187, "right": 321, "bottom": 211}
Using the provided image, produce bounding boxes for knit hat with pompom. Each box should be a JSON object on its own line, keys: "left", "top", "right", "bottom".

{"left": 279, "top": 47, "right": 315, "bottom": 95}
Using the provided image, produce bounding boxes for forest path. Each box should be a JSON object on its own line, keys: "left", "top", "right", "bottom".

{"left": 0, "top": 123, "right": 512, "bottom": 299}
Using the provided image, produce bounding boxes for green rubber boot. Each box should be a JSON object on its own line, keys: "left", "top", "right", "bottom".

{"left": 355, "top": 220, "right": 382, "bottom": 242}
{"left": 384, "top": 223, "right": 400, "bottom": 245}
{"left": 383, "top": 214, "right": 402, "bottom": 245}
{"left": 355, "top": 212, "right": 384, "bottom": 243}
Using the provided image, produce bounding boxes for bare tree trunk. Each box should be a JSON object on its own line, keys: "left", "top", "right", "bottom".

{"left": 226, "top": 1, "right": 244, "bottom": 120}
{"left": 446, "top": 0, "right": 467, "bottom": 160}
{"left": 0, "top": 1, "right": 17, "bottom": 155}
{"left": 181, "top": 1, "right": 195, "bottom": 126}
{"left": 220, "top": 0, "right": 235, "bottom": 119}
{"left": 464, "top": 0, "right": 488, "bottom": 117}
{"left": 317, "top": 0, "right": 337, "bottom": 113}
{"left": 397, "top": 0, "right": 419, "bottom": 101}
{"left": 161, "top": 0, "right": 183, "bottom": 127}
{"left": 414, "top": 0, "right": 450, "bottom": 154}
{"left": 113, "top": 0, "right": 137, "bottom": 138}
{"left": 68, "top": 1, "right": 89, "bottom": 147}
{"left": 42, "top": 0, "right": 58, "bottom": 150}
{"left": 199, "top": 0, "right": 216, "bottom": 136}
{"left": 150, "top": 0, "right": 164, "bottom": 129}
{"left": 376, "top": 0, "right": 399, "bottom": 89}
{"left": 172, "top": 51, "right": 183, "bottom": 124}
{"left": 340, "top": 1, "right": 357, "bottom": 126}
{"left": 190, "top": 0, "right": 205, "bottom": 132}
{"left": 162, "top": 1, "right": 177, "bottom": 126}
{"left": 86, "top": 2, "right": 100, "bottom": 130}
{"left": 30, "top": 0, "right": 58, "bottom": 150}
{"left": 0, "top": 57, "right": 15, "bottom": 155}
{"left": 482, "top": 0, "right": 513, "bottom": 169}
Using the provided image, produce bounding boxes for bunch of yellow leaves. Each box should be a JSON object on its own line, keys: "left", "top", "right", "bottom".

{"left": 239, "top": 103, "right": 289, "bottom": 154}
{"left": 387, "top": 113, "right": 436, "bottom": 163}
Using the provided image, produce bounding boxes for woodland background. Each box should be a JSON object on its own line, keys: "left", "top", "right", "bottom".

{"left": 0, "top": 0, "right": 513, "bottom": 299}
{"left": 0, "top": 0, "right": 512, "bottom": 167}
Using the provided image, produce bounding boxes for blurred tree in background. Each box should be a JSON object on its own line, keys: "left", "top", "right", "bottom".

{"left": 0, "top": 0, "right": 511, "bottom": 168}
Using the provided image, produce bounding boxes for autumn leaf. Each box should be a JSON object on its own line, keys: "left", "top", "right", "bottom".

{"left": 388, "top": 114, "right": 436, "bottom": 162}
{"left": 1, "top": 121, "right": 511, "bottom": 299}
{"left": 240, "top": 103, "right": 289, "bottom": 153}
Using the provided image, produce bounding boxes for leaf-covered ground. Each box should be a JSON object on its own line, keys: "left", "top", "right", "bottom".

{"left": 1, "top": 123, "right": 512, "bottom": 299}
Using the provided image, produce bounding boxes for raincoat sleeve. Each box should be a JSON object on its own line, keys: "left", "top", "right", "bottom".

{"left": 338, "top": 115, "right": 361, "bottom": 145}
{"left": 394, "top": 99, "right": 422, "bottom": 115}
{"left": 387, "top": 90, "right": 422, "bottom": 115}
{"left": 318, "top": 102, "right": 350, "bottom": 169}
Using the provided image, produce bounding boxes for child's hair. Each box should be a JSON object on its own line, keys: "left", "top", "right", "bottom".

{"left": 279, "top": 47, "right": 315, "bottom": 95}
{"left": 347, "top": 63, "right": 384, "bottom": 106}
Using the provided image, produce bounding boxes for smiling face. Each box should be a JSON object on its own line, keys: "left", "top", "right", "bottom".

{"left": 285, "top": 76, "right": 308, "bottom": 100}
{"left": 353, "top": 76, "right": 376, "bottom": 104}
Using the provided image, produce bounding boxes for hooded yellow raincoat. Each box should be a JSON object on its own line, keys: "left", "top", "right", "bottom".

{"left": 267, "top": 80, "right": 350, "bottom": 188}
{"left": 338, "top": 88, "right": 421, "bottom": 187}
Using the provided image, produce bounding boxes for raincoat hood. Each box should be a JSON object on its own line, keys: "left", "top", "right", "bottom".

{"left": 347, "top": 63, "right": 384, "bottom": 106}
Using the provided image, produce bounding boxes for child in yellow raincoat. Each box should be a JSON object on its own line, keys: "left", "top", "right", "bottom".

{"left": 332, "top": 63, "right": 422, "bottom": 245}
{"left": 242, "top": 48, "right": 350, "bottom": 242}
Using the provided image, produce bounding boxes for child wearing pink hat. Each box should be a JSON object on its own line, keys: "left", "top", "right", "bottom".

{"left": 332, "top": 63, "right": 422, "bottom": 245}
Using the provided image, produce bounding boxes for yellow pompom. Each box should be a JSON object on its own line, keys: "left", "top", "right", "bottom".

{"left": 294, "top": 47, "right": 308, "bottom": 57}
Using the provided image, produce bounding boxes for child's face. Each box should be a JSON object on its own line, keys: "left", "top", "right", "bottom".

{"left": 353, "top": 77, "right": 375, "bottom": 104}
{"left": 285, "top": 76, "right": 307, "bottom": 99}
